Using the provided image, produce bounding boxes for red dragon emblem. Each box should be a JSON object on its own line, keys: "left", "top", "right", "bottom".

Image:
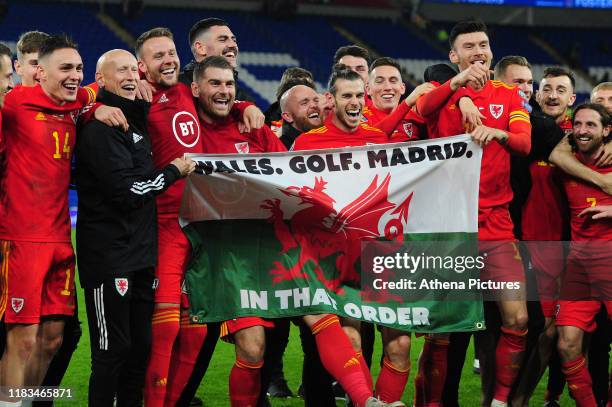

{"left": 261, "top": 174, "right": 413, "bottom": 291}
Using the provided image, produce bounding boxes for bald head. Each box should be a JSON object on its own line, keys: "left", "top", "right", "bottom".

{"left": 280, "top": 84, "right": 322, "bottom": 132}
{"left": 96, "top": 49, "right": 139, "bottom": 100}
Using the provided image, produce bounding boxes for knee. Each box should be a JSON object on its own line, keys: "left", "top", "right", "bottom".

{"left": 385, "top": 335, "right": 411, "bottom": 370}
{"left": 557, "top": 335, "right": 580, "bottom": 361}
{"left": 236, "top": 336, "right": 265, "bottom": 364}
{"left": 41, "top": 333, "right": 63, "bottom": 358}
{"left": 505, "top": 311, "right": 528, "bottom": 331}
{"left": 11, "top": 333, "right": 37, "bottom": 361}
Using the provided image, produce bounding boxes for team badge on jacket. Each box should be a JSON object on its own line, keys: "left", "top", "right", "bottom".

{"left": 235, "top": 142, "right": 249, "bottom": 154}
{"left": 115, "top": 278, "right": 129, "bottom": 296}
{"left": 489, "top": 104, "right": 504, "bottom": 119}
{"left": 11, "top": 298, "right": 24, "bottom": 313}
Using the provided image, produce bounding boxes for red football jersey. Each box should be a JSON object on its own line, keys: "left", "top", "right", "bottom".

{"left": 147, "top": 82, "right": 204, "bottom": 216}
{"left": 362, "top": 103, "right": 422, "bottom": 142}
{"left": 0, "top": 85, "right": 94, "bottom": 242}
{"left": 420, "top": 80, "right": 531, "bottom": 217}
{"left": 200, "top": 115, "right": 287, "bottom": 154}
{"left": 521, "top": 115, "right": 572, "bottom": 240}
{"left": 521, "top": 162, "right": 568, "bottom": 240}
{"left": 564, "top": 160, "right": 612, "bottom": 241}
{"left": 293, "top": 116, "right": 387, "bottom": 150}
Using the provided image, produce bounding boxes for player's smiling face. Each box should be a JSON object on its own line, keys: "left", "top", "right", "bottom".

{"left": 39, "top": 48, "right": 83, "bottom": 105}
{"left": 193, "top": 66, "right": 235, "bottom": 122}
{"left": 339, "top": 55, "right": 369, "bottom": 84}
{"left": 15, "top": 52, "right": 40, "bottom": 87}
{"left": 499, "top": 64, "right": 534, "bottom": 100}
{"left": 572, "top": 108, "right": 610, "bottom": 156}
{"left": 0, "top": 55, "right": 13, "bottom": 107}
{"left": 283, "top": 85, "right": 322, "bottom": 132}
{"left": 332, "top": 78, "right": 365, "bottom": 133}
{"left": 99, "top": 51, "right": 139, "bottom": 100}
{"left": 199, "top": 25, "right": 239, "bottom": 68}
{"left": 138, "top": 36, "right": 180, "bottom": 88}
{"left": 537, "top": 75, "right": 576, "bottom": 122}
{"left": 368, "top": 65, "right": 405, "bottom": 112}
{"left": 592, "top": 88, "right": 612, "bottom": 115}
{"left": 450, "top": 31, "right": 493, "bottom": 72}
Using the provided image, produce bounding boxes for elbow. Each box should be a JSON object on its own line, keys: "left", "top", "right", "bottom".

{"left": 548, "top": 149, "right": 560, "bottom": 166}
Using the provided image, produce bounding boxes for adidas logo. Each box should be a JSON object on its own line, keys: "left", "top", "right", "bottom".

{"left": 343, "top": 357, "right": 360, "bottom": 369}
{"left": 35, "top": 112, "right": 46, "bottom": 121}
{"left": 154, "top": 377, "right": 167, "bottom": 387}
{"left": 132, "top": 132, "right": 143, "bottom": 143}
{"left": 158, "top": 94, "right": 169, "bottom": 103}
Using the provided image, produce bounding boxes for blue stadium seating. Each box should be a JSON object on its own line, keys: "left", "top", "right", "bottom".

{"left": 2, "top": 1, "right": 127, "bottom": 82}
{"left": 1, "top": 2, "right": 609, "bottom": 107}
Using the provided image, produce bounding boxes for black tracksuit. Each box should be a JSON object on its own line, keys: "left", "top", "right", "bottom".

{"left": 75, "top": 88, "right": 181, "bottom": 407}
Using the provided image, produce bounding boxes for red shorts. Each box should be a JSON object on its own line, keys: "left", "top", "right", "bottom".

{"left": 555, "top": 300, "right": 612, "bottom": 333}
{"left": 1, "top": 240, "right": 75, "bottom": 324}
{"left": 155, "top": 216, "right": 191, "bottom": 305}
{"left": 478, "top": 206, "right": 515, "bottom": 241}
{"left": 559, "top": 250, "right": 612, "bottom": 302}
{"left": 525, "top": 242, "right": 565, "bottom": 318}
{"left": 479, "top": 241, "right": 525, "bottom": 283}
{"left": 220, "top": 317, "right": 274, "bottom": 342}
{"left": 477, "top": 207, "right": 525, "bottom": 284}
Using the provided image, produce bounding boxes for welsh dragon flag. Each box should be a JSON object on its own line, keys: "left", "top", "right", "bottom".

{"left": 180, "top": 135, "right": 485, "bottom": 333}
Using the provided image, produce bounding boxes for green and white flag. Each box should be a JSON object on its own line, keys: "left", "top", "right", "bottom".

{"left": 180, "top": 135, "right": 485, "bottom": 332}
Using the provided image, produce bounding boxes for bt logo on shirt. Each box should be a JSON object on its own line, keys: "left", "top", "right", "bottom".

{"left": 172, "top": 111, "right": 200, "bottom": 148}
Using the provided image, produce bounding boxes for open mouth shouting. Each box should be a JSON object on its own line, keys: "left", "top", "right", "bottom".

{"left": 159, "top": 65, "right": 177, "bottom": 82}
{"left": 121, "top": 82, "right": 136, "bottom": 97}
{"left": 222, "top": 47, "right": 238, "bottom": 63}
{"left": 346, "top": 108, "right": 361, "bottom": 121}
{"left": 63, "top": 81, "right": 79, "bottom": 97}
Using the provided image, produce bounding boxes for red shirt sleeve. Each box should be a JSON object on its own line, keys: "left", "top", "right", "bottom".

{"left": 77, "top": 85, "right": 100, "bottom": 124}
{"left": 415, "top": 80, "right": 455, "bottom": 118}
{"left": 375, "top": 101, "right": 410, "bottom": 137}
{"left": 503, "top": 89, "right": 531, "bottom": 156}
{"left": 260, "top": 125, "right": 287, "bottom": 152}
{"left": 232, "top": 100, "right": 255, "bottom": 121}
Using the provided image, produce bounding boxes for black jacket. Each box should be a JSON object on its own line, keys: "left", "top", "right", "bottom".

{"left": 180, "top": 59, "right": 255, "bottom": 102}
{"left": 279, "top": 120, "right": 303, "bottom": 149}
{"left": 75, "top": 88, "right": 181, "bottom": 288}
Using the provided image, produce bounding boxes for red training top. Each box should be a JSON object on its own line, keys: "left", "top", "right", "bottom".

{"left": 0, "top": 85, "right": 94, "bottom": 242}
{"left": 417, "top": 80, "right": 532, "bottom": 219}
{"left": 293, "top": 116, "right": 387, "bottom": 150}
{"left": 200, "top": 113, "right": 287, "bottom": 154}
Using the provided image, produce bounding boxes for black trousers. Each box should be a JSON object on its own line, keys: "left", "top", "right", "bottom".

{"left": 299, "top": 323, "right": 336, "bottom": 407}
{"left": 258, "top": 318, "right": 291, "bottom": 405}
{"left": 84, "top": 268, "right": 154, "bottom": 407}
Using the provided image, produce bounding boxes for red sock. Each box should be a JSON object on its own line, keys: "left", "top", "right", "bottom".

{"left": 312, "top": 315, "right": 372, "bottom": 407}
{"left": 356, "top": 351, "right": 373, "bottom": 392}
{"left": 376, "top": 357, "right": 410, "bottom": 402}
{"left": 144, "top": 307, "right": 180, "bottom": 407}
{"left": 494, "top": 327, "right": 527, "bottom": 402}
{"left": 229, "top": 358, "right": 263, "bottom": 407}
{"left": 165, "top": 314, "right": 208, "bottom": 406}
{"left": 562, "top": 356, "right": 597, "bottom": 407}
{"left": 414, "top": 336, "right": 449, "bottom": 407}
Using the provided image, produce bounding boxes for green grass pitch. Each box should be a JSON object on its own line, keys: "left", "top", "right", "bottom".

{"left": 55, "top": 277, "right": 575, "bottom": 406}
